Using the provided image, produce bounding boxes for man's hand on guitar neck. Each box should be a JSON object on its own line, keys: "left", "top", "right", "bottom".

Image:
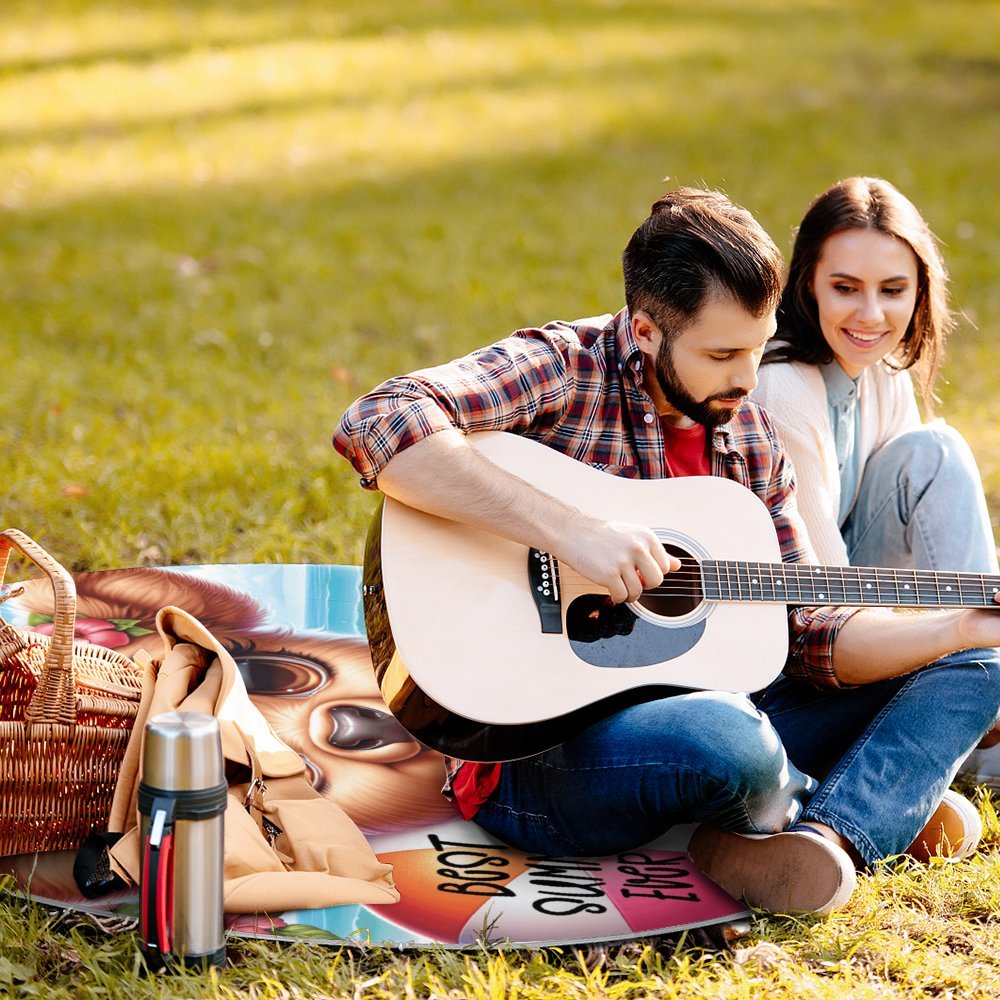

{"left": 375, "top": 428, "right": 679, "bottom": 604}
{"left": 834, "top": 590, "right": 1000, "bottom": 685}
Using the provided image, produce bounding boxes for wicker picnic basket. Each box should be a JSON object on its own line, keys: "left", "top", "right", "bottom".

{"left": 0, "top": 528, "right": 144, "bottom": 856}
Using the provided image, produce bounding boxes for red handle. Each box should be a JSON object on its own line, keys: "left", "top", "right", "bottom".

{"left": 140, "top": 802, "right": 175, "bottom": 961}
{"left": 156, "top": 833, "right": 174, "bottom": 955}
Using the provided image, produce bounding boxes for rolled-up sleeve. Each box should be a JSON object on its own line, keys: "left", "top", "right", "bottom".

{"left": 333, "top": 332, "right": 574, "bottom": 488}
{"left": 333, "top": 390, "right": 458, "bottom": 488}
{"left": 785, "top": 605, "right": 858, "bottom": 687}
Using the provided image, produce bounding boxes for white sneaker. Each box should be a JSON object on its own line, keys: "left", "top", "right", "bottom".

{"left": 687, "top": 826, "right": 857, "bottom": 915}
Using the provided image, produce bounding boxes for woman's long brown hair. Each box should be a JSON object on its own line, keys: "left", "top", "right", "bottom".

{"left": 764, "top": 176, "right": 953, "bottom": 411}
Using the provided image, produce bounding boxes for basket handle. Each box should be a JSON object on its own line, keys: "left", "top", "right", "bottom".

{"left": 0, "top": 528, "right": 78, "bottom": 729}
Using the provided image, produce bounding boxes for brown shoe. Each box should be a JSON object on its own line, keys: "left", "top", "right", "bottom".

{"left": 688, "top": 826, "right": 857, "bottom": 915}
{"left": 907, "top": 789, "right": 982, "bottom": 862}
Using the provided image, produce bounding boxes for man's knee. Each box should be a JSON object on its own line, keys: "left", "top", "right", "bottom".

{"left": 657, "top": 692, "right": 807, "bottom": 831}
{"left": 632, "top": 691, "right": 788, "bottom": 790}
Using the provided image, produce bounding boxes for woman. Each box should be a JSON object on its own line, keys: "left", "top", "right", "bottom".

{"left": 753, "top": 176, "right": 1000, "bottom": 850}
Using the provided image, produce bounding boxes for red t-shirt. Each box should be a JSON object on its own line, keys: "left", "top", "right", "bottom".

{"left": 660, "top": 419, "right": 710, "bottom": 477}
{"left": 448, "top": 421, "right": 710, "bottom": 820}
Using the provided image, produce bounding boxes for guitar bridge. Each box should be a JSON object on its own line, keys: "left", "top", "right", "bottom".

{"left": 528, "top": 549, "right": 563, "bottom": 633}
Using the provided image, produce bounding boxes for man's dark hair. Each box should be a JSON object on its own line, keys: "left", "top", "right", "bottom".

{"left": 622, "top": 187, "right": 783, "bottom": 340}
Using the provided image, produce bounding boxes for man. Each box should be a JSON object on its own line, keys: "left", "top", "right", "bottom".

{"left": 333, "top": 188, "right": 1000, "bottom": 915}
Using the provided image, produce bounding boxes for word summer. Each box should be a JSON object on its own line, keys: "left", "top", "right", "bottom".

{"left": 427, "top": 835, "right": 704, "bottom": 916}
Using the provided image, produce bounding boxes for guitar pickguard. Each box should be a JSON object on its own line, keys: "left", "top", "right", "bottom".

{"left": 566, "top": 594, "right": 706, "bottom": 667}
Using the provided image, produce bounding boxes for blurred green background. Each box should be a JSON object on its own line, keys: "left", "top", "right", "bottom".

{"left": 3, "top": 0, "right": 999, "bottom": 570}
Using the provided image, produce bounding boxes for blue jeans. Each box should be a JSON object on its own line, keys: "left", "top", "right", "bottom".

{"left": 474, "top": 691, "right": 815, "bottom": 858}
{"left": 755, "top": 647, "right": 1000, "bottom": 865}
{"left": 474, "top": 655, "right": 1000, "bottom": 869}
{"left": 843, "top": 423, "right": 999, "bottom": 574}
{"left": 841, "top": 423, "right": 1000, "bottom": 784}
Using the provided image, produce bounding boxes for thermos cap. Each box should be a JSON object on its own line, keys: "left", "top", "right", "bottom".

{"left": 142, "top": 711, "right": 225, "bottom": 791}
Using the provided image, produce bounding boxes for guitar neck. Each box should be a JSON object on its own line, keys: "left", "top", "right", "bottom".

{"left": 701, "top": 561, "right": 1000, "bottom": 609}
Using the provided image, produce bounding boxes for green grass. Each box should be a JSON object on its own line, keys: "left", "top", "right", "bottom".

{"left": 3, "top": 0, "right": 1000, "bottom": 995}
{"left": 4, "top": 792, "right": 1000, "bottom": 997}
{"left": 3, "top": 0, "right": 1000, "bottom": 570}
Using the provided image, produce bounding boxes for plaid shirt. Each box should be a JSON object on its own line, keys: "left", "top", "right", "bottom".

{"left": 335, "top": 309, "right": 860, "bottom": 818}
{"left": 334, "top": 307, "right": 858, "bottom": 690}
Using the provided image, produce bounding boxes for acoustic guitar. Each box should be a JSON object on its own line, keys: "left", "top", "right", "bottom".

{"left": 362, "top": 431, "right": 1000, "bottom": 762}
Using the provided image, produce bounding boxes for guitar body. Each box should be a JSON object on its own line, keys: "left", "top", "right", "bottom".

{"left": 364, "top": 432, "right": 789, "bottom": 761}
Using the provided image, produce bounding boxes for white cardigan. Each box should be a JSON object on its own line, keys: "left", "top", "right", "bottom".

{"left": 752, "top": 359, "right": 921, "bottom": 566}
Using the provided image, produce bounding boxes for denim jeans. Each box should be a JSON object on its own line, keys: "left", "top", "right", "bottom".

{"left": 755, "top": 647, "right": 1000, "bottom": 865}
{"left": 842, "top": 423, "right": 999, "bottom": 574}
{"left": 474, "top": 649, "right": 1000, "bottom": 867}
{"left": 840, "top": 423, "right": 1000, "bottom": 785}
{"left": 473, "top": 691, "right": 816, "bottom": 858}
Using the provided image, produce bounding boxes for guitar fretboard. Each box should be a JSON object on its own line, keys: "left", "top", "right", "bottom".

{"left": 701, "top": 561, "right": 1000, "bottom": 608}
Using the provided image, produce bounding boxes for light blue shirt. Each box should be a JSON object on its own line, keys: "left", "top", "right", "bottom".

{"left": 820, "top": 361, "right": 864, "bottom": 527}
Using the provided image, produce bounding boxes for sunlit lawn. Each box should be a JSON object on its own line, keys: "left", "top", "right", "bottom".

{"left": 3, "top": 0, "right": 1000, "bottom": 995}
{"left": 4, "top": 0, "right": 1000, "bottom": 569}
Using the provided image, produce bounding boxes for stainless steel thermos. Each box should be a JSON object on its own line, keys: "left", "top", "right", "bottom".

{"left": 139, "top": 711, "right": 227, "bottom": 970}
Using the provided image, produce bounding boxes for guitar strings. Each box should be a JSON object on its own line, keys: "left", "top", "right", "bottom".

{"left": 555, "top": 563, "right": 1000, "bottom": 605}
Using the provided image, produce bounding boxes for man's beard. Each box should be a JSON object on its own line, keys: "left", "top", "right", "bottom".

{"left": 654, "top": 339, "right": 748, "bottom": 429}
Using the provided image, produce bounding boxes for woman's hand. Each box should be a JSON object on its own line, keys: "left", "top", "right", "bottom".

{"left": 952, "top": 591, "right": 1000, "bottom": 650}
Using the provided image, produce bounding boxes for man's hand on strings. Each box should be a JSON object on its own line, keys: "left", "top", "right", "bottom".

{"left": 555, "top": 517, "right": 680, "bottom": 604}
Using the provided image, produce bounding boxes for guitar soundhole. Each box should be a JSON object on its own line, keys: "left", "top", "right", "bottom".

{"left": 636, "top": 543, "right": 703, "bottom": 618}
